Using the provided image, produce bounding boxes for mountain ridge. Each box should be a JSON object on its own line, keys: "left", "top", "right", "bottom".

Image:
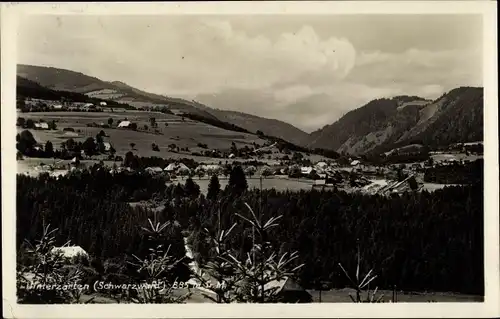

{"left": 308, "top": 87, "right": 483, "bottom": 155}
{"left": 17, "top": 64, "right": 310, "bottom": 146}
{"left": 17, "top": 64, "right": 483, "bottom": 155}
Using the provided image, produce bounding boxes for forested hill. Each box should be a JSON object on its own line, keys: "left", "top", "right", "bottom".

{"left": 17, "top": 64, "right": 311, "bottom": 146}
{"left": 307, "top": 96, "right": 431, "bottom": 154}
{"left": 16, "top": 76, "right": 135, "bottom": 109}
{"left": 206, "top": 109, "right": 312, "bottom": 147}
{"left": 308, "top": 87, "right": 483, "bottom": 155}
{"left": 395, "top": 87, "right": 484, "bottom": 147}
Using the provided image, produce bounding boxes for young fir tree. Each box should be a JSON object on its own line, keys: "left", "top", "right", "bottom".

{"left": 196, "top": 202, "right": 306, "bottom": 303}
{"left": 44, "top": 141, "right": 54, "bottom": 157}
{"left": 227, "top": 165, "right": 248, "bottom": 196}
{"left": 207, "top": 175, "right": 221, "bottom": 200}
{"left": 184, "top": 177, "right": 200, "bottom": 198}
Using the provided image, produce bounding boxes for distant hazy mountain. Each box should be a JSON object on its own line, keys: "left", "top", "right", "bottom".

{"left": 308, "top": 87, "right": 483, "bottom": 155}
{"left": 17, "top": 64, "right": 310, "bottom": 145}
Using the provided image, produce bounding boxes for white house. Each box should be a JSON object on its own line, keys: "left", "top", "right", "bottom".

{"left": 164, "top": 163, "right": 178, "bottom": 172}
{"left": 51, "top": 246, "right": 88, "bottom": 259}
{"left": 118, "top": 120, "right": 131, "bottom": 128}
{"left": 350, "top": 160, "right": 361, "bottom": 166}
{"left": 100, "top": 101, "right": 107, "bottom": 106}
{"left": 301, "top": 166, "right": 314, "bottom": 175}
{"left": 34, "top": 122, "right": 49, "bottom": 130}
{"left": 53, "top": 104, "right": 63, "bottom": 110}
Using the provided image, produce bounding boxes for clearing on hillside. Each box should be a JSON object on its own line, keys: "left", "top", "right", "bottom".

{"left": 17, "top": 111, "right": 269, "bottom": 158}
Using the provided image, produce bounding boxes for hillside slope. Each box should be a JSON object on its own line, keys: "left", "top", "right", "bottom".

{"left": 17, "top": 64, "right": 218, "bottom": 119}
{"left": 308, "top": 88, "right": 483, "bottom": 155}
{"left": 396, "top": 87, "right": 483, "bottom": 147}
{"left": 16, "top": 76, "right": 133, "bottom": 108}
{"left": 308, "top": 96, "right": 430, "bottom": 154}
{"left": 205, "top": 109, "right": 311, "bottom": 147}
{"left": 17, "top": 64, "right": 309, "bottom": 146}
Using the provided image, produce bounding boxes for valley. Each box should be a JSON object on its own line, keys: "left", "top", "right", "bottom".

{"left": 15, "top": 64, "right": 485, "bottom": 305}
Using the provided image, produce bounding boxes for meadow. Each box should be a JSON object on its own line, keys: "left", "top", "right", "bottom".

{"left": 190, "top": 176, "right": 314, "bottom": 195}
{"left": 18, "top": 111, "right": 269, "bottom": 158}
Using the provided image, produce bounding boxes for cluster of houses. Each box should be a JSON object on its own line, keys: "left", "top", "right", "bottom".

{"left": 34, "top": 122, "right": 49, "bottom": 130}
{"left": 141, "top": 162, "right": 192, "bottom": 177}
{"left": 20, "top": 98, "right": 107, "bottom": 112}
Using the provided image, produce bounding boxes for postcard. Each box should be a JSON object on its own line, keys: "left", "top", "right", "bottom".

{"left": 1, "top": 1, "right": 498, "bottom": 318}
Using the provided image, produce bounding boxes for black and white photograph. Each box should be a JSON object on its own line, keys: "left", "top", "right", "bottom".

{"left": 1, "top": 1, "right": 498, "bottom": 318}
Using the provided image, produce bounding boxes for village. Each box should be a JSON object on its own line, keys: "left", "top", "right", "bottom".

{"left": 20, "top": 97, "right": 110, "bottom": 112}
{"left": 17, "top": 136, "right": 483, "bottom": 198}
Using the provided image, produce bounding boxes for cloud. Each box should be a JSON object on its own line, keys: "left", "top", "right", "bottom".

{"left": 349, "top": 48, "right": 482, "bottom": 91}
{"left": 18, "top": 16, "right": 358, "bottom": 96}
{"left": 183, "top": 20, "right": 357, "bottom": 93}
{"left": 18, "top": 16, "right": 482, "bottom": 131}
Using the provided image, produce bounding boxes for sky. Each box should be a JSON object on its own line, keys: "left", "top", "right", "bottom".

{"left": 17, "top": 14, "right": 483, "bottom": 132}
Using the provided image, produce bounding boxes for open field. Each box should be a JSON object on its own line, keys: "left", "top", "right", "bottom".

{"left": 18, "top": 111, "right": 333, "bottom": 163}
{"left": 187, "top": 176, "right": 314, "bottom": 195}
{"left": 431, "top": 153, "right": 483, "bottom": 163}
{"left": 18, "top": 111, "right": 269, "bottom": 157}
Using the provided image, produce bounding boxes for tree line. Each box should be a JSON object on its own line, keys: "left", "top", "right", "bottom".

{"left": 424, "top": 159, "right": 483, "bottom": 184}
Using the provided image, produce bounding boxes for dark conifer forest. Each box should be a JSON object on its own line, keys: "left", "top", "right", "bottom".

{"left": 17, "top": 167, "right": 484, "bottom": 295}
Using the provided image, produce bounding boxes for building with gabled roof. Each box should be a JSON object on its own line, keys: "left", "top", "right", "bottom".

{"left": 118, "top": 120, "right": 131, "bottom": 128}
{"left": 262, "top": 276, "right": 313, "bottom": 303}
{"left": 34, "top": 122, "right": 49, "bottom": 130}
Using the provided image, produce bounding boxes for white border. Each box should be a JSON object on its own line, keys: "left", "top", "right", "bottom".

{"left": 1, "top": 1, "right": 498, "bottom": 318}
